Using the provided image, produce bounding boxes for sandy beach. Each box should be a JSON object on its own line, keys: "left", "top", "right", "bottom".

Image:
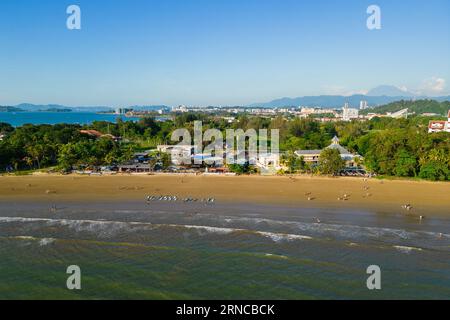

{"left": 1, "top": 174, "right": 450, "bottom": 300}
{"left": 0, "top": 174, "right": 448, "bottom": 216}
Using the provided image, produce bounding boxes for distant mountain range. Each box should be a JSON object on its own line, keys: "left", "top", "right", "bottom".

{"left": 249, "top": 86, "right": 450, "bottom": 108}
{"left": 2, "top": 86, "right": 450, "bottom": 111}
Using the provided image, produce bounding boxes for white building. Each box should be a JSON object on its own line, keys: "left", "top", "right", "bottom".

{"left": 342, "top": 104, "right": 359, "bottom": 121}
{"left": 173, "top": 105, "right": 188, "bottom": 113}
{"left": 256, "top": 153, "right": 281, "bottom": 175}
{"left": 300, "top": 107, "right": 316, "bottom": 115}
{"left": 115, "top": 108, "right": 126, "bottom": 115}
{"left": 157, "top": 145, "right": 194, "bottom": 165}
{"left": 360, "top": 100, "right": 368, "bottom": 110}
{"left": 257, "top": 153, "right": 281, "bottom": 169}
{"left": 428, "top": 110, "right": 450, "bottom": 133}
{"left": 387, "top": 108, "right": 409, "bottom": 119}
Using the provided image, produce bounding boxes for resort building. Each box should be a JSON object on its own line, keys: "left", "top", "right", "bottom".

{"left": 254, "top": 153, "right": 281, "bottom": 175}
{"left": 428, "top": 110, "right": 450, "bottom": 133}
{"left": 192, "top": 154, "right": 224, "bottom": 167}
{"left": 157, "top": 145, "right": 194, "bottom": 165}
{"left": 295, "top": 136, "right": 362, "bottom": 167}
{"left": 257, "top": 153, "right": 281, "bottom": 170}
{"left": 157, "top": 145, "right": 193, "bottom": 154}
{"left": 118, "top": 163, "right": 152, "bottom": 173}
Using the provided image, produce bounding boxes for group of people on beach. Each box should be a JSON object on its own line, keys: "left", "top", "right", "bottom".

{"left": 146, "top": 195, "right": 216, "bottom": 204}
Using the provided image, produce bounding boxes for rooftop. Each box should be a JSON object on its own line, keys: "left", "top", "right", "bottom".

{"left": 295, "top": 150, "right": 322, "bottom": 155}
{"left": 326, "top": 143, "right": 352, "bottom": 155}
{"left": 295, "top": 136, "right": 357, "bottom": 157}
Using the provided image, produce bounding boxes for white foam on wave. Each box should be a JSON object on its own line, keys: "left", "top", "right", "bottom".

{"left": 14, "top": 236, "right": 37, "bottom": 240}
{"left": 0, "top": 216, "right": 313, "bottom": 243}
{"left": 0, "top": 216, "right": 143, "bottom": 236}
{"left": 264, "top": 253, "right": 289, "bottom": 259}
{"left": 181, "top": 225, "right": 236, "bottom": 235}
{"left": 2, "top": 215, "right": 449, "bottom": 248}
{"left": 215, "top": 215, "right": 450, "bottom": 242}
{"left": 393, "top": 245, "right": 423, "bottom": 254}
{"left": 39, "top": 238, "right": 56, "bottom": 246}
{"left": 256, "top": 231, "right": 312, "bottom": 243}
{"left": 8, "top": 235, "right": 56, "bottom": 246}
{"left": 169, "top": 223, "right": 313, "bottom": 241}
{"left": 182, "top": 225, "right": 313, "bottom": 242}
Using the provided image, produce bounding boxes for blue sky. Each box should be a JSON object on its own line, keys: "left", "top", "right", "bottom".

{"left": 0, "top": 0, "right": 449, "bottom": 106}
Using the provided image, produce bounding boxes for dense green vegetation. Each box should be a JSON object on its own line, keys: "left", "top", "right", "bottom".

{"left": 361, "top": 99, "right": 450, "bottom": 116}
{"left": 0, "top": 110, "right": 449, "bottom": 180}
{"left": 318, "top": 149, "right": 346, "bottom": 175}
{"left": 0, "top": 123, "right": 127, "bottom": 172}
{"left": 280, "top": 151, "right": 307, "bottom": 174}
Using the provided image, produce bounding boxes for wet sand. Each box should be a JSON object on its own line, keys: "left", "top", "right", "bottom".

{"left": 0, "top": 174, "right": 449, "bottom": 217}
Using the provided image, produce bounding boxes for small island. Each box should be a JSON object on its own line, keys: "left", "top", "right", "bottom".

{"left": 38, "top": 108, "right": 72, "bottom": 112}
{"left": 0, "top": 106, "right": 24, "bottom": 112}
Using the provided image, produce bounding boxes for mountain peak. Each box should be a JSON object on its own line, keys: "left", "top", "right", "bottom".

{"left": 367, "top": 85, "right": 414, "bottom": 97}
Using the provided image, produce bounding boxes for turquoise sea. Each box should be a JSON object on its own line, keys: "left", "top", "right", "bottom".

{"left": 0, "top": 112, "right": 139, "bottom": 127}
{"left": 0, "top": 201, "right": 449, "bottom": 300}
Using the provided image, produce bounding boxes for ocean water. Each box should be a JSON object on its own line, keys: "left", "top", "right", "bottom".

{"left": 0, "top": 112, "right": 139, "bottom": 127}
{"left": 0, "top": 201, "right": 449, "bottom": 300}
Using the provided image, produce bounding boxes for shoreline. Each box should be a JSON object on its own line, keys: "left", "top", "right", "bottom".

{"left": 1, "top": 174, "right": 449, "bottom": 217}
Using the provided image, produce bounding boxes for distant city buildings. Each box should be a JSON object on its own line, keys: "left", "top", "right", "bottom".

{"left": 298, "top": 107, "right": 338, "bottom": 119}
{"left": 109, "top": 103, "right": 448, "bottom": 128}
{"left": 300, "top": 107, "right": 316, "bottom": 115}
{"left": 360, "top": 100, "right": 368, "bottom": 110}
{"left": 173, "top": 105, "right": 188, "bottom": 113}
{"left": 115, "top": 108, "right": 132, "bottom": 115}
{"left": 428, "top": 110, "right": 450, "bottom": 133}
{"left": 342, "top": 103, "right": 359, "bottom": 121}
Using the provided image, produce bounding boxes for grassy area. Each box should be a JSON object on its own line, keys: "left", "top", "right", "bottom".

{"left": 0, "top": 167, "right": 58, "bottom": 176}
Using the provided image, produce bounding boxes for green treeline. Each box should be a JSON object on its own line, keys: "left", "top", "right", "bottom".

{"left": 361, "top": 99, "right": 450, "bottom": 116}
{"left": 0, "top": 113, "right": 449, "bottom": 180}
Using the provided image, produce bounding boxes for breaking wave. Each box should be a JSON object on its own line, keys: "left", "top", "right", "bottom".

{"left": 206, "top": 215, "right": 450, "bottom": 242}
{"left": 256, "top": 231, "right": 312, "bottom": 242}
{"left": 393, "top": 245, "right": 423, "bottom": 254}
{"left": 0, "top": 217, "right": 313, "bottom": 243}
{"left": 6, "top": 235, "right": 56, "bottom": 246}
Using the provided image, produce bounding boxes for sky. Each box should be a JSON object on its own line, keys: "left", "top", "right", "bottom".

{"left": 0, "top": 0, "right": 449, "bottom": 107}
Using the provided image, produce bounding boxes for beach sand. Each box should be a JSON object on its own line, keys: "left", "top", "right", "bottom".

{"left": 0, "top": 174, "right": 448, "bottom": 216}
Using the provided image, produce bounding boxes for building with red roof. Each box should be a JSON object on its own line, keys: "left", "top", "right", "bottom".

{"left": 428, "top": 110, "right": 450, "bottom": 133}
